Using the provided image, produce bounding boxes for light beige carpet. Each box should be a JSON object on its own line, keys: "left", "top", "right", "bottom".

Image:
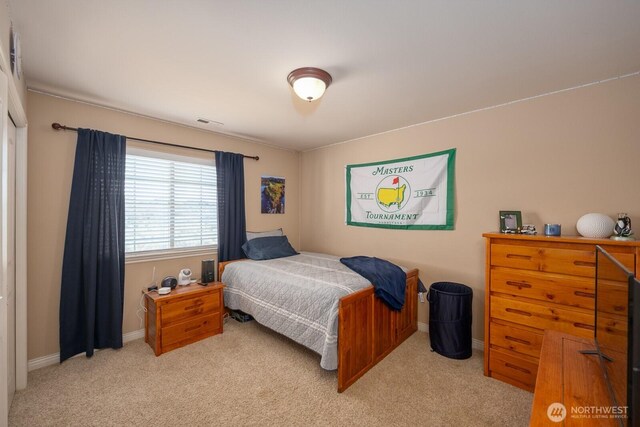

{"left": 9, "top": 320, "right": 532, "bottom": 426}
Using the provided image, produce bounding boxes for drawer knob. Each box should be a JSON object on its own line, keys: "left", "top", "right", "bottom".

{"left": 574, "top": 291, "right": 595, "bottom": 298}
{"left": 506, "top": 281, "right": 532, "bottom": 289}
{"left": 505, "top": 335, "right": 531, "bottom": 346}
{"left": 505, "top": 308, "right": 532, "bottom": 317}
{"left": 574, "top": 260, "right": 596, "bottom": 268}
{"left": 505, "top": 362, "right": 531, "bottom": 374}
{"left": 184, "top": 322, "right": 206, "bottom": 333}
{"left": 506, "top": 254, "right": 532, "bottom": 260}
{"left": 574, "top": 322, "right": 595, "bottom": 331}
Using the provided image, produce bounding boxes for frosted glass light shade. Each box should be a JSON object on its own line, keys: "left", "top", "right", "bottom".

{"left": 576, "top": 213, "right": 615, "bottom": 238}
{"left": 287, "top": 67, "right": 332, "bottom": 102}
{"left": 292, "top": 77, "right": 327, "bottom": 101}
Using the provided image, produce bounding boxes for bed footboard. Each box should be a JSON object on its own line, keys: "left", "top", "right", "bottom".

{"left": 220, "top": 260, "right": 419, "bottom": 393}
{"left": 338, "top": 268, "right": 419, "bottom": 392}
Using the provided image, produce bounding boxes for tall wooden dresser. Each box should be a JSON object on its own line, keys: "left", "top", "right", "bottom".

{"left": 483, "top": 233, "right": 640, "bottom": 391}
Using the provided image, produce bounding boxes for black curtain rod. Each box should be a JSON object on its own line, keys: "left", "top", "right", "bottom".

{"left": 51, "top": 122, "right": 259, "bottom": 161}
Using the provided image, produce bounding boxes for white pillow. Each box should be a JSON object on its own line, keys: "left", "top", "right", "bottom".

{"left": 246, "top": 228, "right": 283, "bottom": 241}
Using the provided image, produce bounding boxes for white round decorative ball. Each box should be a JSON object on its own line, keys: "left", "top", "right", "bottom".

{"left": 576, "top": 213, "right": 615, "bottom": 238}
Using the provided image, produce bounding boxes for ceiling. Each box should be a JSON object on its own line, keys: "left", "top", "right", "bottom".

{"left": 9, "top": 1, "right": 640, "bottom": 151}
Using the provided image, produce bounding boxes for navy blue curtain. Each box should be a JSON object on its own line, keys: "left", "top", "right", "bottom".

{"left": 59, "top": 129, "right": 126, "bottom": 362}
{"left": 215, "top": 151, "right": 247, "bottom": 262}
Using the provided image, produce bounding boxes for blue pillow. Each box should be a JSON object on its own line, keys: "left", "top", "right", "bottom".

{"left": 242, "top": 236, "right": 299, "bottom": 260}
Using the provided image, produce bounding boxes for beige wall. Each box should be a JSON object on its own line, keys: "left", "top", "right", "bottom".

{"left": 300, "top": 75, "right": 640, "bottom": 340}
{"left": 27, "top": 74, "right": 640, "bottom": 359}
{"left": 27, "top": 91, "right": 300, "bottom": 359}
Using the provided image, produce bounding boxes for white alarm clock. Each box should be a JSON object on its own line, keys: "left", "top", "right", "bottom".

{"left": 178, "top": 268, "right": 192, "bottom": 286}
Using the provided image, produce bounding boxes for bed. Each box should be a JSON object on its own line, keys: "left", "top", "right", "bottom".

{"left": 219, "top": 251, "right": 419, "bottom": 392}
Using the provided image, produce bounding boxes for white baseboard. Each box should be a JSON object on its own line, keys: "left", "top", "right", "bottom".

{"left": 27, "top": 353, "right": 59, "bottom": 372}
{"left": 417, "top": 321, "right": 484, "bottom": 352}
{"left": 123, "top": 328, "right": 146, "bottom": 343}
{"left": 27, "top": 329, "right": 145, "bottom": 372}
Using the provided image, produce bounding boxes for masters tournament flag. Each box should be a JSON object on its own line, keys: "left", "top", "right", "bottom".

{"left": 346, "top": 149, "right": 456, "bottom": 230}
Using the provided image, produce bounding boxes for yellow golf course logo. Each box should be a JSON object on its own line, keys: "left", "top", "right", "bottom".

{"left": 376, "top": 175, "right": 411, "bottom": 212}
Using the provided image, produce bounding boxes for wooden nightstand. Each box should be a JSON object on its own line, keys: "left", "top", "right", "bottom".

{"left": 144, "top": 283, "right": 224, "bottom": 356}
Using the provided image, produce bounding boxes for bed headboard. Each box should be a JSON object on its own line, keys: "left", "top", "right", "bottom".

{"left": 218, "top": 258, "right": 248, "bottom": 281}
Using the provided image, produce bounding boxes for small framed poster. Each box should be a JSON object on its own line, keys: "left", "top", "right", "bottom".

{"left": 261, "top": 176, "right": 285, "bottom": 214}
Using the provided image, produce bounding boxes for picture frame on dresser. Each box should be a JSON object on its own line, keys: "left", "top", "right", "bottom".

{"left": 499, "top": 211, "right": 521, "bottom": 233}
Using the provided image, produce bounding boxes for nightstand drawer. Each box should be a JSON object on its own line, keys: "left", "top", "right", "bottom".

{"left": 162, "top": 314, "right": 220, "bottom": 347}
{"left": 491, "top": 267, "right": 594, "bottom": 310}
{"left": 490, "top": 320, "right": 543, "bottom": 358}
{"left": 490, "top": 295, "right": 594, "bottom": 338}
{"left": 489, "top": 348, "right": 538, "bottom": 389}
{"left": 161, "top": 292, "right": 221, "bottom": 326}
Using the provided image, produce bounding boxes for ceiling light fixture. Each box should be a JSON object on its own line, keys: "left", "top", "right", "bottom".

{"left": 287, "top": 67, "right": 332, "bottom": 102}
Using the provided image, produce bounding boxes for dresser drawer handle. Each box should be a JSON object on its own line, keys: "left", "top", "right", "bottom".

{"left": 505, "top": 362, "right": 531, "bottom": 374}
{"left": 505, "top": 308, "right": 532, "bottom": 317}
{"left": 506, "top": 254, "right": 532, "bottom": 260}
{"left": 185, "top": 300, "right": 204, "bottom": 311}
{"left": 574, "top": 291, "right": 595, "bottom": 298}
{"left": 574, "top": 322, "right": 595, "bottom": 331}
{"left": 505, "top": 281, "right": 532, "bottom": 289}
{"left": 574, "top": 260, "right": 596, "bottom": 268}
{"left": 184, "top": 323, "right": 206, "bottom": 333}
{"left": 505, "top": 335, "right": 531, "bottom": 346}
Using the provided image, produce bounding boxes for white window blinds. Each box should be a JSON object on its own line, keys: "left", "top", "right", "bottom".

{"left": 125, "top": 150, "right": 217, "bottom": 254}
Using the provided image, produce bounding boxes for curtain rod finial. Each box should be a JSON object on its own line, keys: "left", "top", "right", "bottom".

{"left": 52, "top": 122, "right": 63, "bottom": 130}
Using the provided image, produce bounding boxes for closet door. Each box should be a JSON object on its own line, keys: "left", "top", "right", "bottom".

{"left": 6, "top": 118, "right": 15, "bottom": 408}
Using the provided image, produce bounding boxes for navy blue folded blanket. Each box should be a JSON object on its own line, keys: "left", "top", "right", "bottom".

{"left": 340, "top": 256, "right": 408, "bottom": 311}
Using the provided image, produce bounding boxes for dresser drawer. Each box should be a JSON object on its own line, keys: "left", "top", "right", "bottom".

{"left": 161, "top": 291, "right": 221, "bottom": 326}
{"left": 162, "top": 314, "right": 220, "bottom": 347}
{"left": 491, "top": 244, "right": 635, "bottom": 278}
{"left": 597, "top": 278, "right": 629, "bottom": 317}
{"left": 491, "top": 244, "right": 543, "bottom": 271}
{"left": 491, "top": 244, "right": 595, "bottom": 277}
{"left": 595, "top": 312, "right": 627, "bottom": 351}
{"left": 490, "top": 295, "right": 594, "bottom": 338}
{"left": 490, "top": 320, "right": 544, "bottom": 358}
{"left": 489, "top": 348, "right": 538, "bottom": 389}
{"left": 491, "top": 267, "right": 594, "bottom": 310}
{"left": 597, "top": 251, "right": 637, "bottom": 280}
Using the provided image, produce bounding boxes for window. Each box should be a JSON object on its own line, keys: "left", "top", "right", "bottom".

{"left": 125, "top": 148, "right": 217, "bottom": 257}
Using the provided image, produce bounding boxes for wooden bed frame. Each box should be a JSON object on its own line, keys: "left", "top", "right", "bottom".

{"left": 219, "top": 260, "right": 419, "bottom": 392}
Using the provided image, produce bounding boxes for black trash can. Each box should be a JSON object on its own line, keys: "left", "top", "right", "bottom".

{"left": 427, "top": 282, "right": 473, "bottom": 359}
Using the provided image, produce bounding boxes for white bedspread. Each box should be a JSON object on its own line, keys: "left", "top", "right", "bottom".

{"left": 221, "top": 252, "right": 372, "bottom": 370}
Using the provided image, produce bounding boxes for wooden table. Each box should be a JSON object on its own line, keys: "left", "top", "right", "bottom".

{"left": 530, "top": 330, "right": 627, "bottom": 426}
{"left": 144, "top": 283, "right": 224, "bottom": 355}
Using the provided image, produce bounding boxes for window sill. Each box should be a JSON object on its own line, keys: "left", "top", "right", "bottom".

{"left": 125, "top": 247, "right": 217, "bottom": 264}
